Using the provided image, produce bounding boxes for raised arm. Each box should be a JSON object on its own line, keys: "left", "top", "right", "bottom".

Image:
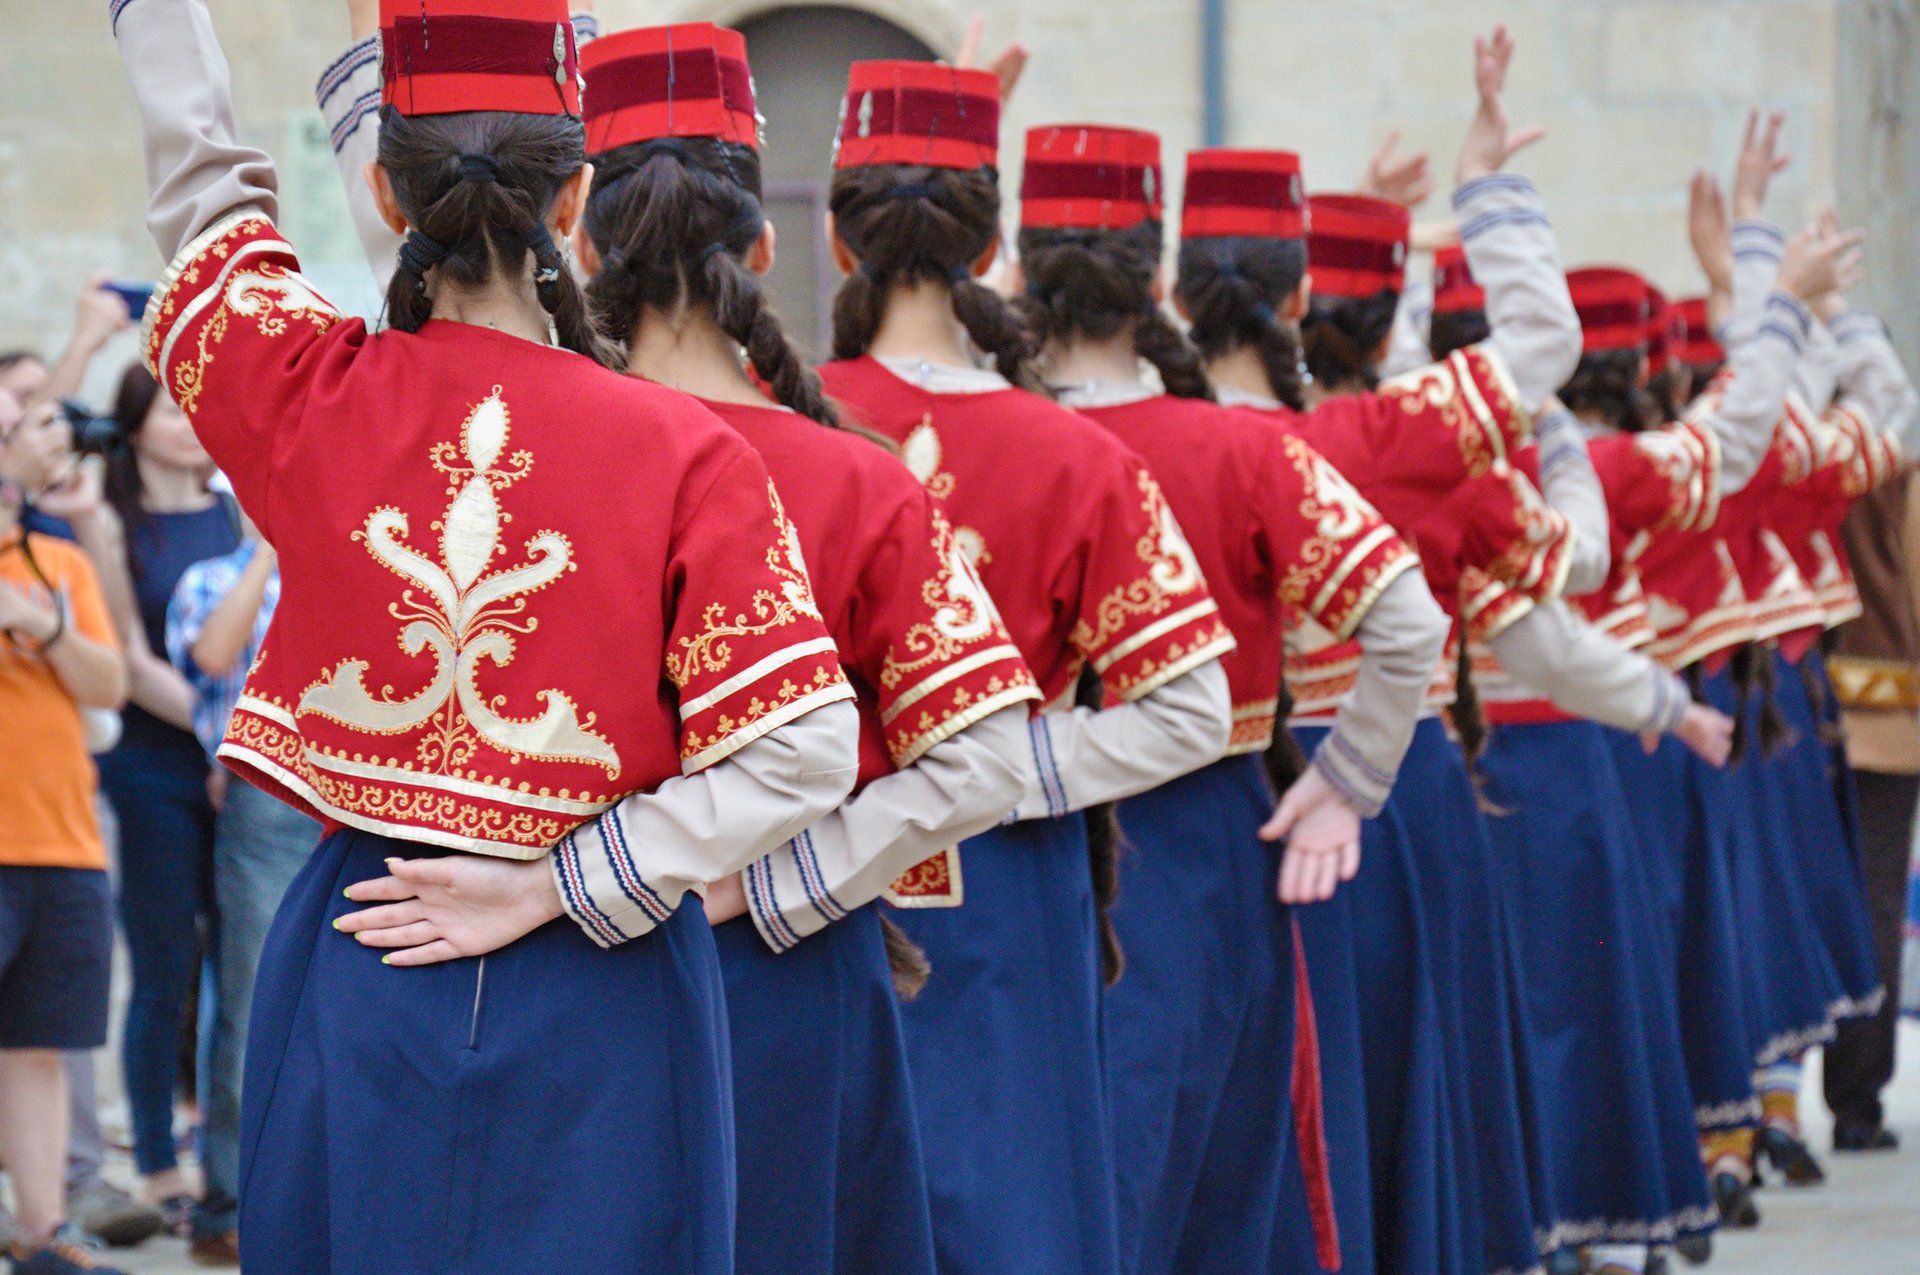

{"left": 1532, "top": 403, "right": 1611, "bottom": 596}
{"left": 113, "top": 0, "right": 279, "bottom": 259}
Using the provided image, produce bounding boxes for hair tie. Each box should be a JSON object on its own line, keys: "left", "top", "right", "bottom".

{"left": 882, "top": 182, "right": 933, "bottom": 202}
{"left": 701, "top": 242, "right": 734, "bottom": 266}
{"left": 524, "top": 222, "right": 562, "bottom": 287}
{"left": 947, "top": 264, "right": 971, "bottom": 286}
{"left": 1253, "top": 302, "right": 1277, "bottom": 327}
{"left": 397, "top": 230, "right": 452, "bottom": 290}
{"left": 859, "top": 260, "right": 888, "bottom": 283}
{"left": 455, "top": 153, "right": 502, "bottom": 183}
{"left": 635, "top": 138, "right": 690, "bottom": 165}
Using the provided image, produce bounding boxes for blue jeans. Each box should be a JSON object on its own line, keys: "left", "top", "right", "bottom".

{"left": 98, "top": 741, "right": 217, "bottom": 1178}
{"left": 197, "top": 781, "right": 319, "bottom": 1233}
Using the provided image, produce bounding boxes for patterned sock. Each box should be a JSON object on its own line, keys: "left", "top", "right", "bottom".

{"left": 1701, "top": 1125, "right": 1756, "bottom": 1178}
{"left": 1757, "top": 1057, "right": 1804, "bottom": 1136}
{"left": 1589, "top": 1243, "right": 1648, "bottom": 1273}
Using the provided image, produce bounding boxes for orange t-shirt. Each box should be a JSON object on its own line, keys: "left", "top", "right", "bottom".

{"left": 1, "top": 532, "right": 117, "bottom": 869}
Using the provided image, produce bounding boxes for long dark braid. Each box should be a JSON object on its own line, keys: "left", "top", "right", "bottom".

{"left": 828, "top": 165, "right": 1040, "bottom": 391}
{"left": 1076, "top": 665, "right": 1127, "bottom": 987}
{"left": 582, "top": 137, "right": 838, "bottom": 426}
{"left": 1018, "top": 220, "right": 1214, "bottom": 400}
{"left": 377, "top": 107, "right": 612, "bottom": 366}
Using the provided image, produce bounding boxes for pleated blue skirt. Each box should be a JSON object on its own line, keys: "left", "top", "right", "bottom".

{"left": 1769, "top": 651, "right": 1883, "bottom": 1022}
{"left": 1104, "top": 754, "right": 1296, "bottom": 1275}
{"left": 713, "top": 904, "right": 936, "bottom": 1275}
{"left": 1706, "top": 668, "right": 1847, "bottom": 1064}
{"left": 890, "top": 814, "right": 1119, "bottom": 1275}
{"left": 239, "top": 828, "right": 735, "bottom": 1274}
{"left": 1477, "top": 720, "right": 1715, "bottom": 1252}
{"left": 1605, "top": 728, "right": 1759, "bottom": 1132}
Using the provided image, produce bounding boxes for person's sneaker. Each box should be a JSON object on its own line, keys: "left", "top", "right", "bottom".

{"left": 187, "top": 1229, "right": 239, "bottom": 1267}
{"left": 65, "top": 1183, "right": 163, "bottom": 1249}
{"left": 8, "top": 1225, "right": 130, "bottom": 1274}
{"left": 1833, "top": 1120, "right": 1900, "bottom": 1153}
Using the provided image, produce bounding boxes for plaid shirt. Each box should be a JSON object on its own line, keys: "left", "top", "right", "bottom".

{"left": 166, "top": 541, "right": 279, "bottom": 762}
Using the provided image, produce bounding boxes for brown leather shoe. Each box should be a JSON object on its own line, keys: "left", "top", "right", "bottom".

{"left": 188, "top": 1231, "right": 240, "bottom": 1267}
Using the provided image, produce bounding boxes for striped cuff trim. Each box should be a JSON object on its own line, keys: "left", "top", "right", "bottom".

{"left": 552, "top": 832, "right": 632, "bottom": 949}
{"left": 316, "top": 36, "right": 380, "bottom": 109}
{"left": 1029, "top": 714, "right": 1070, "bottom": 818}
{"left": 1458, "top": 206, "right": 1551, "bottom": 243}
{"left": 1452, "top": 173, "right": 1540, "bottom": 210}
{"left": 329, "top": 91, "right": 380, "bottom": 155}
{"left": 745, "top": 854, "right": 803, "bottom": 952}
{"left": 108, "top": 0, "right": 136, "bottom": 34}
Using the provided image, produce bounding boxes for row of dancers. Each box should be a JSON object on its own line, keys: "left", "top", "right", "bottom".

{"left": 85, "top": 0, "right": 1913, "bottom": 1272}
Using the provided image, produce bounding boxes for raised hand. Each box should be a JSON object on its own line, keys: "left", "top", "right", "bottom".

{"left": 1777, "top": 214, "right": 1865, "bottom": 304}
{"left": 1361, "top": 130, "right": 1434, "bottom": 208}
{"left": 337, "top": 853, "right": 566, "bottom": 966}
{"left": 1260, "top": 764, "right": 1363, "bottom": 904}
{"left": 1687, "top": 170, "right": 1734, "bottom": 294}
{"left": 955, "top": 16, "right": 1030, "bottom": 104}
{"left": 1730, "top": 108, "right": 1790, "bottom": 221}
{"left": 1456, "top": 24, "right": 1546, "bottom": 186}
{"left": 71, "top": 273, "right": 134, "bottom": 356}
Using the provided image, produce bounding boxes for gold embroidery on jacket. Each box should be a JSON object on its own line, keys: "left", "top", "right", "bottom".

{"left": 668, "top": 482, "right": 823, "bottom": 688}
{"left": 880, "top": 509, "right": 1013, "bottom": 689}
{"left": 1072, "top": 469, "right": 1205, "bottom": 658}
{"left": 901, "top": 416, "right": 991, "bottom": 565}
{"left": 171, "top": 258, "right": 340, "bottom": 416}
{"left": 298, "top": 388, "right": 621, "bottom": 777}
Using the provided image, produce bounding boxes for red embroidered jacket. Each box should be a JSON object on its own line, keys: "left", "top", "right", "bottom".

{"left": 1584, "top": 420, "right": 1723, "bottom": 652}
{"left": 1073, "top": 395, "right": 1417, "bottom": 753}
{"left": 143, "top": 214, "right": 852, "bottom": 857}
{"left": 1768, "top": 402, "right": 1905, "bottom": 634}
{"left": 817, "top": 358, "right": 1235, "bottom": 710}
{"left": 701, "top": 398, "right": 1040, "bottom": 906}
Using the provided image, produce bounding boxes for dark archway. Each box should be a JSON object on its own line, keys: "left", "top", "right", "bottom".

{"left": 738, "top": 6, "right": 937, "bottom": 359}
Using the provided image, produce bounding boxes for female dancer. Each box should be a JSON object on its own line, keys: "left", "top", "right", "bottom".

{"left": 113, "top": 2, "right": 860, "bottom": 1268}
{"left": 1016, "top": 122, "right": 1452, "bottom": 1273}
{"left": 330, "top": 20, "right": 1047, "bottom": 1273}
{"left": 815, "top": 61, "right": 1238, "bottom": 1275}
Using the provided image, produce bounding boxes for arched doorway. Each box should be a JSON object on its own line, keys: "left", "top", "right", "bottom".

{"left": 738, "top": 6, "right": 937, "bottom": 359}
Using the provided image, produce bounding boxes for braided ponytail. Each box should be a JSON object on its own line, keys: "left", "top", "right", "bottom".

{"left": 828, "top": 164, "right": 1041, "bottom": 392}
{"left": 1018, "top": 220, "right": 1215, "bottom": 401}
{"left": 582, "top": 137, "right": 837, "bottom": 427}
{"left": 376, "top": 107, "right": 614, "bottom": 366}
{"left": 1074, "top": 665, "right": 1127, "bottom": 987}
{"left": 1300, "top": 292, "right": 1399, "bottom": 394}
{"left": 1177, "top": 236, "right": 1310, "bottom": 411}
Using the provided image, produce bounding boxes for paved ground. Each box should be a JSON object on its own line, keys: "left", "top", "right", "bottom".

{"left": 80, "top": 1023, "right": 1920, "bottom": 1273}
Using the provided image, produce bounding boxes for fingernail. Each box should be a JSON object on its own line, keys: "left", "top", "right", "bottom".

{"left": 331, "top": 917, "right": 342, "bottom": 931}
{"left": 381, "top": 954, "right": 392, "bottom": 965}
{"left": 343, "top": 887, "right": 354, "bottom": 900}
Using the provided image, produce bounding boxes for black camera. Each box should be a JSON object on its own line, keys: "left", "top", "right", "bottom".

{"left": 59, "top": 398, "right": 123, "bottom": 456}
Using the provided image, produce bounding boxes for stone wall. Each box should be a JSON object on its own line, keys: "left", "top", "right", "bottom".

{"left": 1, "top": 0, "right": 1911, "bottom": 398}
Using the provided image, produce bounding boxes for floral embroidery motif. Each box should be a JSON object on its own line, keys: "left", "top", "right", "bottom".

{"left": 172, "top": 260, "right": 340, "bottom": 416}
{"left": 902, "top": 416, "right": 991, "bottom": 565}
{"left": 297, "top": 388, "right": 621, "bottom": 777}
{"left": 1072, "top": 469, "right": 1204, "bottom": 658}
{"left": 668, "top": 482, "right": 822, "bottom": 687}
{"left": 880, "top": 509, "right": 1011, "bottom": 689}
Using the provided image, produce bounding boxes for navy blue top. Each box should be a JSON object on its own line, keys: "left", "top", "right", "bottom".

{"left": 117, "top": 502, "right": 240, "bottom": 755}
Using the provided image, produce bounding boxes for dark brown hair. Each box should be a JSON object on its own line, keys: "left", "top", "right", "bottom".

{"left": 1176, "top": 236, "right": 1309, "bottom": 411}
{"left": 583, "top": 137, "right": 836, "bottom": 426}
{"left": 1300, "top": 291, "right": 1399, "bottom": 393}
{"left": 1559, "top": 349, "right": 1654, "bottom": 434}
{"left": 1644, "top": 365, "right": 1693, "bottom": 427}
{"left": 104, "top": 363, "right": 161, "bottom": 539}
{"left": 1018, "top": 219, "right": 1213, "bottom": 400}
{"left": 1075, "top": 665, "right": 1127, "bottom": 987}
{"left": 377, "top": 107, "right": 611, "bottom": 366}
{"left": 1427, "top": 308, "right": 1492, "bottom": 362}
{"left": 829, "top": 164, "right": 1039, "bottom": 390}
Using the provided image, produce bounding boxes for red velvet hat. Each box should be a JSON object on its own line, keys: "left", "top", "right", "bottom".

{"left": 1306, "top": 194, "right": 1411, "bottom": 299}
{"left": 832, "top": 61, "right": 1000, "bottom": 171}
{"left": 1675, "top": 296, "right": 1726, "bottom": 367}
{"left": 1430, "top": 244, "right": 1484, "bottom": 316}
{"left": 581, "top": 23, "right": 759, "bottom": 156}
{"left": 1021, "top": 125, "right": 1164, "bottom": 231}
{"left": 1567, "top": 266, "right": 1650, "bottom": 353}
{"left": 1180, "top": 149, "right": 1305, "bottom": 240}
{"left": 380, "top": 0, "right": 581, "bottom": 118}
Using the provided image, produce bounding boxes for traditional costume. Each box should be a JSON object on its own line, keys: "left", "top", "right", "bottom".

{"left": 115, "top": 2, "right": 863, "bottom": 1267}
{"left": 1038, "top": 128, "right": 1451, "bottom": 1275}
{"left": 816, "top": 76, "right": 1238, "bottom": 1275}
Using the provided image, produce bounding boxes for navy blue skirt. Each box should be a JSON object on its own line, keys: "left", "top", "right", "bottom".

{"left": 1706, "top": 668, "right": 1847, "bottom": 1065}
{"left": 239, "top": 828, "right": 735, "bottom": 1273}
{"left": 1477, "top": 721, "right": 1715, "bottom": 1252}
{"left": 714, "top": 904, "right": 936, "bottom": 1275}
{"left": 1769, "top": 651, "right": 1882, "bottom": 1024}
{"left": 1604, "top": 728, "right": 1759, "bottom": 1132}
{"left": 1105, "top": 754, "right": 1297, "bottom": 1274}
{"left": 890, "top": 815, "right": 1119, "bottom": 1275}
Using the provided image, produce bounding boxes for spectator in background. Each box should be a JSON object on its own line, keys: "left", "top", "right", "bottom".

{"left": 164, "top": 509, "right": 315, "bottom": 1265}
{"left": 83, "top": 365, "right": 238, "bottom": 1237}
{"left": 0, "top": 388, "right": 131, "bottom": 1275}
